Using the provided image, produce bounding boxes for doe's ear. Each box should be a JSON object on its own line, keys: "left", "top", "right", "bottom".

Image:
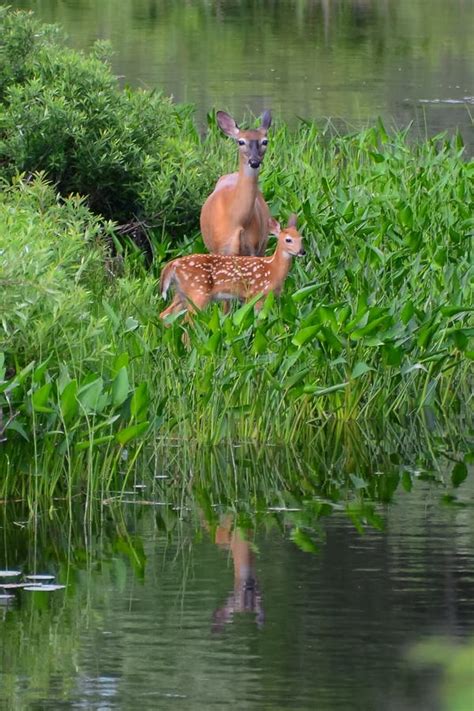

{"left": 268, "top": 217, "right": 281, "bottom": 235}
{"left": 260, "top": 109, "right": 272, "bottom": 131}
{"left": 287, "top": 213, "right": 298, "bottom": 228}
{"left": 216, "top": 111, "right": 239, "bottom": 137}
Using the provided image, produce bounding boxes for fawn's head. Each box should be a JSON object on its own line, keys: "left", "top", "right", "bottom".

{"left": 217, "top": 110, "right": 271, "bottom": 171}
{"left": 271, "top": 214, "right": 306, "bottom": 257}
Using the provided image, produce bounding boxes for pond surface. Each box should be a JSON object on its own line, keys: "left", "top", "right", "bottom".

{"left": 9, "top": 0, "right": 474, "bottom": 142}
{"left": 1, "top": 424, "right": 473, "bottom": 710}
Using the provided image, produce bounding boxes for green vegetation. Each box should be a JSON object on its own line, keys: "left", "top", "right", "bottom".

{"left": 0, "top": 9, "right": 472, "bottom": 500}
{"left": 0, "top": 6, "right": 216, "bottom": 232}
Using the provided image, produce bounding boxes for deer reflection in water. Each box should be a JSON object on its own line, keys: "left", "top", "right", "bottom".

{"left": 212, "top": 516, "right": 264, "bottom": 632}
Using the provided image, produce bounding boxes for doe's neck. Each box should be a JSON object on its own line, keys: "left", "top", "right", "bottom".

{"left": 227, "top": 156, "right": 261, "bottom": 222}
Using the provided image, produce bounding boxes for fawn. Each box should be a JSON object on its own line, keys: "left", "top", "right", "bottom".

{"left": 159, "top": 215, "right": 305, "bottom": 320}
{"left": 200, "top": 110, "right": 272, "bottom": 257}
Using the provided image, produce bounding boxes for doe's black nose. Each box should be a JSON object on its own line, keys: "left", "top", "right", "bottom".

{"left": 249, "top": 159, "right": 261, "bottom": 169}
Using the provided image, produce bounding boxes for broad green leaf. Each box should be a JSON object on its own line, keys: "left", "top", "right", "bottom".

{"left": 351, "top": 361, "right": 373, "bottom": 379}
{"left": 78, "top": 378, "right": 104, "bottom": 413}
{"left": 291, "top": 283, "right": 323, "bottom": 303}
{"left": 233, "top": 293, "right": 262, "bottom": 327}
{"left": 401, "top": 301, "right": 415, "bottom": 325}
{"left": 6, "top": 420, "right": 29, "bottom": 441}
{"left": 57, "top": 364, "right": 71, "bottom": 394}
{"left": 112, "top": 352, "right": 129, "bottom": 376}
{"left": 31, "top": 382, "right": 53, "bottom": 413}
{"left": 253, "top": 329, "right": 268, "bottom": 354}
{"left": 417, "top": 319, "right": 437, "bottom": 349}
{"left": 383, "top": 344, "right": 404, "bottom": 367}
{"left": 257, "top": 291, "right": 275, "bottom": 321}
{"left": 367, "top": 243, "right": 385, "bottom": 264}
{"left": 60, "top": 379, "right": 78, "bottom": 422}
{"left": 130, "top": 382, "right": 149, "bottom": 421}
{"left": 292, "top": 325, "right": 320, "bottom": 347}
{"left": 207, "top": 306, "right": 221, "bottom": 333}
{"left": 369, "top": 151, "right": 385, "bottom": 163}
{"left": 32, "top": 356, "right": 52, "bottom": 384}
{"left": 351, "top": 315, "right": 391, "bottom": 340}
{"left": 116, "top": 421, "right": 149, "bottom": 445}
{"left": 319, "top": 326, "right": 344, "bottom": 353}
{"left": 284, "top": 366, "right": 311, "bottom": 390}
{"left": 124, "top": 316, "right": 139, "bottom": 332}
{"left": 204, "top": 332, "right": 221, "bottom": 354}
{"left": 399, "top": 205, "right": 413, "bottom": 228}
{"left": 112, "top": 366, "right": 130, "bottom": 407}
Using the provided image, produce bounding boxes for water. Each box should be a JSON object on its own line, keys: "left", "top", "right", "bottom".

{"left": 8, "top": 0, "right": 474, "bottom": 141}
{"left": 1, "top": 425, "right": 473, "bottom": 710}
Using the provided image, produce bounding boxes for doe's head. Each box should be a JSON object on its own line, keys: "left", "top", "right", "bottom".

{"left": 273, "top": 214, "right": 306, "bottom": 257}
{"left": 216, "top": 110, "right": 271, "bottom": 170}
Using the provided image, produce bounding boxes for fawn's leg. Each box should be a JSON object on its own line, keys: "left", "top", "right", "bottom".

{"left": 183, "top": 292, "right": 211, "bottom": 322}
{"left": 160, "top": 294, "right": 184, "bottom": 321}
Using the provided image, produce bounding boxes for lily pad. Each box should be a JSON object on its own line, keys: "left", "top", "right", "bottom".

{"left": 0, "top": 570, "right": 22, "bottom": 578}
{"left": 25, "top": 574, "right": 55, "bottom": 581}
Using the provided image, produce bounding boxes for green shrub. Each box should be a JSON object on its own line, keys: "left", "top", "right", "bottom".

{"left": 0, "top": 8, "right": 216, "bottom": 236}
{"left": 0, "top": 174, "right": 108, "bottom": 363}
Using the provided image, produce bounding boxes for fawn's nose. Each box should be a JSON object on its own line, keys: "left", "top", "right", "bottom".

{"left": 299, "top": 248, "right": 306, "bottom": 256}
{"left": 249, "top": 159, "right": 261, "bottom": 169}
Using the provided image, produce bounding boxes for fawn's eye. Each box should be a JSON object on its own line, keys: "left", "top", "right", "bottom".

{"left": 238, "top": 139, "right": 246, "bottom": 146}
{"left": 285, "top": 236, "right": 292, "bottom": 243}
{"left": 261, "top": 139, "right": 268, "bottom": 146}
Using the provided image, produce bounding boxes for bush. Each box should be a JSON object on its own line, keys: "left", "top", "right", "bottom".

{"left": 0, "top": 174, "right": 108, "bottom": 363}
{"left": 0, "top": 8, "right": 216, "bottom": 237}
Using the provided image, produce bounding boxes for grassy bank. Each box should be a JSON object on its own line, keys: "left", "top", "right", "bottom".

{"left": 0, "top": 9, "right": 472, "bottom": 498}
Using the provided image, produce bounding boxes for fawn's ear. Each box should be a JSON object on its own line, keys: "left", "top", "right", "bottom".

{"left": 268, "top": 217, "right": 281, "bottom": 235}
{"left": 260, "top": 109, "right": 272, "bottom": 132}
{"left": 217, "top": 111, "right": 239, "bottom": 137}
{"left": 287, "top": 213, "right": 298, "bottom": 228}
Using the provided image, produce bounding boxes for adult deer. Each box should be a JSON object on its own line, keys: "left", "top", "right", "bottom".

{"left": 159, "top": 215, "right": 304, "bottom": 320}
{"left": 200, "top": 110, "right": 272, "bottom": 257}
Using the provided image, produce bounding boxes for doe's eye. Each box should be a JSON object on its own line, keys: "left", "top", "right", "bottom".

{"left": 238, "top": 139, "right": 246, "bottom": 146}
{"left": 261, "top": 139, "right": 268, "bottom": 146}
